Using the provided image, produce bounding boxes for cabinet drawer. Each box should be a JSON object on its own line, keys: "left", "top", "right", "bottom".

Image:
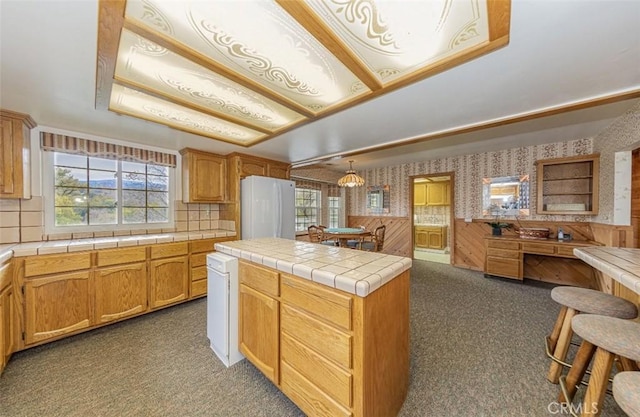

{"left": 191, "top": 265, "right": 207, "bottom": 281}
{"left": 25, "top": 252, "right": 91, "bottom": 277}
{"left": 191, "top": 278, "right": 207, "bottom": 297}
{"left": 556, "top": 246, "right": 578, "bottom": 258}
{"left": 521, "top": 242, "right": 555, "bottom": 255}
{"left": 189, "top": 239, "right": 215, "bottom": 254}
{"left": 96, "top": 246, "right": 147, "bottom": 267}
{"left": 486, "top": 248, "right": 520, "bottom": 259}
{"left": 281, "top": 304, "right": 351, "bottom": 369}
{"left": 281, "top": 274, "right": 352, "bottom": 331}
{"left": 486, "top": 239, "right": 520, "bottom": 250}
{"left": 150, "top": 242, "right": 188, "bottom": 259}
{"left": 239, "top": 261, "right": 279, "bottom": 297}
{"left": 191, "top": 253, "right": 207, "bottom": 268}
{"left": 281, "top": 333, "right": 352, "bottom": 408}
{"left": 486, "top": 257, "right": 521, "bottom": 280}
{"left": 281, "top": 362, "right": 352, "bottom": 417}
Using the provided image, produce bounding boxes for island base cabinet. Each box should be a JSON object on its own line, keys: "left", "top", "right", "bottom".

{"left": 24, "top": 271, "right": 93, "bottom": 345}
{"left": 94, "top": 263, "right": 147, "bottom": 324}
{"left": 239, "top": 283, "right": 279, "bottom": 384}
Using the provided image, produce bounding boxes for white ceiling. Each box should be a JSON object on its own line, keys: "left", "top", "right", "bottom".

{"left": 1, "top": 0, "right": 639, "bottom": 173}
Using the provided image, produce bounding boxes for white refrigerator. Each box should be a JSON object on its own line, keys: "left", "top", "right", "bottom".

{"left": 241, "top": 175, "right": 295, "bottom": 240}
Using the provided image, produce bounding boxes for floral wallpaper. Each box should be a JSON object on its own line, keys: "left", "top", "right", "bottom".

{"left": 348, "top": 138, "right": 594, "bottom": 221}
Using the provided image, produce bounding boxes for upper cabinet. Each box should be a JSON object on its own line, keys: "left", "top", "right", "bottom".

{"left": 0, "top": 110, "right": 36, "bottom": 199}
{"left": 227, "top": 153, "right": 290, "bottom": 203}
{"left": 180, "top": 148, "right": 227, "bottom": 203}
{"left": 536, "top": 154, "right": 599, "bottom": 215}
{"left": 414, "top": 184, "right": 426, "bottom": 205}
{"left": 414, "top": 182, "right": 450, "bottom": 206}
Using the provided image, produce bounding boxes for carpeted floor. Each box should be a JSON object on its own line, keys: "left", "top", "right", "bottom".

{"left": 0, "top": 260, "right": 627, "bottom": 416}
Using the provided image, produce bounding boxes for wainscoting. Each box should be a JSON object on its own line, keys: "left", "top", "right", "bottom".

{"left": 347, "top": 216, "right": 411, "bottom": 257}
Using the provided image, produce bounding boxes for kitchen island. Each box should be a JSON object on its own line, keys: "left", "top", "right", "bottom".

{"left": 215, "top": 238, "right": 412, "bottom": 417}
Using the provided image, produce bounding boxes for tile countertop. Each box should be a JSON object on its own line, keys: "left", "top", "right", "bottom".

{"left": 574, "top": 247, "right": 640, "bottom": 295}
{"left": 215, "top": 237, "right": 412, "bottom": 297}
{"left": 0, "top": 229, "right": 237, "bottom": 263}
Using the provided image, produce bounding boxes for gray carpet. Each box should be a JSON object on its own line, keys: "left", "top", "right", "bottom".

{"left": 0, "top": 261, "right": 627, "bottom": 416}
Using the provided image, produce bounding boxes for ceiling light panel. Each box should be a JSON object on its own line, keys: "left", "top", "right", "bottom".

{"left": 124, "top": 0, "right": 371, "bottom": 114}
{"left": 114, "top": 29, "right": 306, "bottom": 132}
{"left": 305, "top": 0, "right": 490, "bottom": 85}
{"left": 109, "top": 84, "right": 267, "bottom": 145}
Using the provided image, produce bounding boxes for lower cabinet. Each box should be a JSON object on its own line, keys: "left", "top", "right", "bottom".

{"left": 95, "top": 262, "right": 147, "bottom": 324}
{"left": 484, "top": 238, "right": 522, "bottom": 280}
{"left": 150, "top": 256, "right": 189, "bottom": 309}
{"left": 1, "top": 262, "right": 15, "bottom": 374}
{"left": 415, "top": 226, "right": 447, "bottom": 249}
{"left": 24, "top": 271, "right": 93, "bottom": 345}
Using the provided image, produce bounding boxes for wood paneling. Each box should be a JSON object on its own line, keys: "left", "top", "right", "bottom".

{"left": 347, "top": 216, "right": 411, "bottom": 257}
{"left": 632, "top": 148, "right": 640, "bottom": 248}
{"left": 590, "top": 223, "right": 634, "bottom": 248}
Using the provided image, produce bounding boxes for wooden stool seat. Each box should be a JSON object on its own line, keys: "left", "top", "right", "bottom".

{"left": 559, "top": 315, "right": 640, "bottom": 417}
{"left": 613, "top": 372, "right": 640, "bottom": 417}
{"left": 546, "top": 287, "right": 638, "bottom": 384}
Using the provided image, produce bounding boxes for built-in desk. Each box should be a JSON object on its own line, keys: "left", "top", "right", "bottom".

{"left": 484, "top": 236, "right": 599, "bottom": 286}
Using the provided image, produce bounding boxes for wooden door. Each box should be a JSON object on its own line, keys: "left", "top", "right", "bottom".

{"left": 239, "top": 283, "right": 279, "bottom": 384}
{"left": 24, "top": 271, "right": 93, "bottom": 345}
{"left": 95, "top": 262, "right": 147, "bottom": 324}
{"left": 149, "top": 256, "right": 189, "bottom": 308}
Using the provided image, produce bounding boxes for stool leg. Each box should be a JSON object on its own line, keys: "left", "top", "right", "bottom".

{"left": 549, "top": 306, "right": 568, "bottom": 352}
{"left": 559, "top": 340, "right": 595, "bottom": 403}
{"left": 617, "top": 355, "right": 640, "bottom": 372}
{"left": 548, "top": 307, "right": 577, "bottom": 384}
{"left": 579, "top": 347, "right": 614, "bottom": 417}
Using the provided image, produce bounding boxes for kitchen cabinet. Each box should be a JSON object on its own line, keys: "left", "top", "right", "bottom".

{"left": 536, "top": 154, "right": 599, "bottom": 215}
{"left": 180, "top": 148, "right": 227, "bottom": 203}
{"left": 95, "top": 247, "right": 147, "bottom": 324}
{"left": 414, "top": 183, "right": 426, "bottom": 205}
{"left": 189, "top": 238, "right": 216, "bottom": 298}
{"left": 485, "top": 238, "right": 522, "bottom": 280}
{"left": 0, "top": 261, "right": 15, "bottom": 375}
{"left": 239, "top": 261, "right": 280, "bottom": 384}
{"left": 415, "top": 225, "right": 448, "bottom": 249}
{"left": 426, "top": 182, "right": 450, "bottom": 206}
{"left": 149, "top": 243, "right": 189, "bottom": 309}
{"left": 0, "top": 110, "right": 36, "bottom": 199}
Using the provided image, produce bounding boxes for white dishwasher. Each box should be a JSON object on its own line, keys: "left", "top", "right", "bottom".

{"left": 206, "top": 252, "right": 244, "bottom": 367}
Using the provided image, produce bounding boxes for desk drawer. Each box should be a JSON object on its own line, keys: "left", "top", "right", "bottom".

{"left": 522, "top": 242, "right": 555, "bottom": 255}
{"left": 486, "top": 248, "right": 520, "bottom": 259}
{"left": 556, "top": 246, "right": 578, "bottom": 258}
{"left": 486, "top": 239, "right": 519, "bottom": 250}
{"left": 486, "top": 257, "right": 521, "bottom": 279}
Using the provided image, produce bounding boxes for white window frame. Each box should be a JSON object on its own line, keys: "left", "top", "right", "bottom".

{"left": 295, "top": 188, "right": 321, "bottom": 232}
{"left": 43, "top": 151, "right": 175, "bottom": 235}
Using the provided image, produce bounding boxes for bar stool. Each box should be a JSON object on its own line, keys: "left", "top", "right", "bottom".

{"left": 546, "top": 286, "right": 638, "bottom": 384}
{"left": 559, "top": 315, "right": 640, "bottom": 417}
{"left": 613, "top": 372, "right": 640, "bottom": 417}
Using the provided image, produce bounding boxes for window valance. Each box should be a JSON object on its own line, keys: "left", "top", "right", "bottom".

{"left": 294, "top": 179, "right": 321, "bottom": 190}
{"left": 40, "top": 132, "right": 177, "bottom": 168}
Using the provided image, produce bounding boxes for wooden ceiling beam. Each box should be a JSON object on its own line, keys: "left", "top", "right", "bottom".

{"left": 95, "top": 0, "right": 126, "bottom": 110}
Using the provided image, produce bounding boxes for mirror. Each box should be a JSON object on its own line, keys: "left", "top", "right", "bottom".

{"left": 367, "top": 185, "right": 390, "bottom": 214}
{"left": 482, "top": 175, "right": 530, "bottom": 216}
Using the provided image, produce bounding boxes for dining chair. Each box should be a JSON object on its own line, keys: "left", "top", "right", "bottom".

{"left": 360, "top": 225, "right": 386, "bottom": 252}
{"left": 308, "top": 225, "right": 336, "bottom": 246}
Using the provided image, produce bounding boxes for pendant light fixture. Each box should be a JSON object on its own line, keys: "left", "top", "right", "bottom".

{"left": 338, "top": 160, "right": 365, "bottom": 188}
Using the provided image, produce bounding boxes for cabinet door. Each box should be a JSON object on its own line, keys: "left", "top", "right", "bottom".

{"left": 0, "top": 117, "right": 16, "bottom": 196}
{"left": 24, "top": 271, "right": 92, "bottom": 345}
{"left": 267, "top": 163, "right": 289, "bottom": 179}
{"left": 1, "top": 285, "right": 15, "bottom": 370}
{"left": 426, "top": 183, "right": 448, "bottom": 205}
{"left": 428, "top": 231, "right": 443, "bottom": 249}
{"left": 183, "top": 150, "right": 226, "bottom": 202}
{"left": 415, "top": 230, "right": 429, "bottom": 247}
{"left": 240, "top": 158, "right": 267, "bottom": 178}
{"left": 239, "top": 283, "right": 279, "bottom": 384}
{"left": 149, "top": 256, "right": 189, "bottom": 309}
{"left": 413, "top": 184, "right": 426, "bottom": 205}
{"left": 95, "top": 262, "right": 147, "bottom": 324}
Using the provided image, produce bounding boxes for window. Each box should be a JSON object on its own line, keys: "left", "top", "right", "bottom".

{"left": 328, "top": 197, "right": 340, "bottom": 228}
{"left": 295, "top": 188, "right": 320, "bottom": 232}
{"left": 50, "top": 152, "right": 171, "bottom": 229}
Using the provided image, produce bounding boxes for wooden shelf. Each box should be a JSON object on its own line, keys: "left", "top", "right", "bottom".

{"left": 536, "top": 154, "right": 599, "bottom": 215}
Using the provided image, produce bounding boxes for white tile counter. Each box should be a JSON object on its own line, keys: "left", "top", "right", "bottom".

{"left": 0, "top": 229, "right": 236, "bottom": 261}
{"left": 574, "top": 247, "right": 640, "bottom": 295}
{"left": 215, "top": 237, "right": 412, "bottom": 297}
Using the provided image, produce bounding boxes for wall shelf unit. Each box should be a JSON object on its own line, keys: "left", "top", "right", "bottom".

{"left": 536, "top": 154, "right": 599, "bottom": 215}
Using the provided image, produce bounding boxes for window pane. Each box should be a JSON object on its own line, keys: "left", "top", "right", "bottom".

{"left": 148, "top": 165, "right": 168, "bottom": 176}
{"left": 89, "top": 208, "right": 117, "bottom": 225}
{"left": 54, "top": 153, "right": 86, "bottom": 169}
{"left": 89, "top": 169, "right": 117, "bottom": 189}
{"left": 147, "top": 191, "right": 168, "bottom": 207}
{"left": 122, "top": 161, "right": 146, "bottom": 174}
{"left": 122, "top": 171, "right": 146, "bottom": 190}
{"left": 55, "top": 167, "right": 87, "bottom": 186}
{"left": 147, "top": 175, "right": 168, "bottom": 191}
{"left": 89, "top": 157, "right": 117, "bottom": 170}
{"left": 55, "top": 187, "right": 88, "bottom": 207}
{"left": 89, "top": 189, "right": 117, "bottom": 207}
{"left": 55, "top": 207, "right": 87, "bottom": 226}
{"left": 148, "top": 208, "right": 169, "bottom": 223}
{"left": 123, "top": 207, "right": 146, "bottom": 224}
{"left": 122, "top": 190, "right": 146, "bottom": 207}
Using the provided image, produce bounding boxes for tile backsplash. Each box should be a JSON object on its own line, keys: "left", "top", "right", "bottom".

{"left": 0, "top": 197, "right": 236, "bottom": 244}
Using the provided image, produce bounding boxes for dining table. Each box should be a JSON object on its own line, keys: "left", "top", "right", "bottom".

{"left": 323, "top": 227, "right": 372, "bottom": 248}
